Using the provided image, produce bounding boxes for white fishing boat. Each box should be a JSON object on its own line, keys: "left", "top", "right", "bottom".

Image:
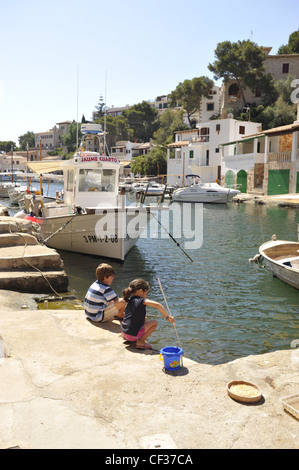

{"left": 172, "top": 175, "right": 240, "bottom": 203}
{"left": 259, "top": 236, "right": 299, "bottom": 290}
{"left": 15, "top": 124, "right": 166, "bottom": 262}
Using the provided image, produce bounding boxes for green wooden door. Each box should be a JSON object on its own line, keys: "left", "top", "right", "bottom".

{"left": 237, "top": 170, "right": 247, "bottom": 193}
{"left": 268, "top": 170, "right": 290, "bottom": 195}
{"left": 296, "top": 172, "right": 299, "bottom": 193}
{"left": 225, "top": 171, "right": 235, "bottom": 188}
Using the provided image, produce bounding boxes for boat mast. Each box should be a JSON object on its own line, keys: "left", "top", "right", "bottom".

{"left": 10, "top": 144, "right": 14, "bottom": 183}
{"left": 39, "top": 137, "right": 43, "bottom": 195}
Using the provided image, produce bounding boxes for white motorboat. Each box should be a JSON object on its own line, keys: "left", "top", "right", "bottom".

{"left": 132, "top": 181, "right": 165, "bottom": 196}
{"left": 8, "top": 185, "right": 37, "bottom": 205}
{"left": 15, "top": 124, "right": 166, "bottom": 262}
{"left": 119, "top": 177, "right": 134, "bottom": 192}
{"left": 259, "top": 236, "right": 299, "bottom": 290}
{"left": 0, "top": 181, "right": 21, "bottom": 198}
{"left": 172, "top": 175, "right": 240, "bottom": 203}
{"left": 18, "top": 194, "right": 57, "bottom": 211}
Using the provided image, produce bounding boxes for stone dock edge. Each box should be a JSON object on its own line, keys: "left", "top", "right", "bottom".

{"left": 0, "top": 289, "right": 298, "bottom": 450}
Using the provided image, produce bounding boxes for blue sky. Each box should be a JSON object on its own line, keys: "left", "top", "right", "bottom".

{"left": 1, "top": 0, "right": 298, "bottom": 145}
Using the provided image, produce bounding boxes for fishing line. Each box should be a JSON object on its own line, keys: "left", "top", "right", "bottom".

{"left": 147, "top": 313, "right": 273, "bottom": 336}
{"left": 150, "top": 211, "right": 193, "bottom": 262}
{"left": 257, "top": 203, "right": 265, "bottom": 243}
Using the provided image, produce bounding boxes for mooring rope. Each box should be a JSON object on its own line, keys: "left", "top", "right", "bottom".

{"left": 8, "top": 222, "right": 63, "bottom": 298}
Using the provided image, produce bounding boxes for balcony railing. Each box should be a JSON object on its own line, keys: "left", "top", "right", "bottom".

{"left": 268, "top": 151, "right": 292, "bottom": 162}
{"left": 191, "top": 136, "right": 210, "bottom": 143}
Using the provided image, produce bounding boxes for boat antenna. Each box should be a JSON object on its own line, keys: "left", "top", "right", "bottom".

{"left": 76, "top": 66, "right": 79, "bottom": 151}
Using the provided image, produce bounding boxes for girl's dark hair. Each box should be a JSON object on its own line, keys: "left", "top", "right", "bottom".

{"left": 122, "top": 279, "right": 150, "bottom": 302}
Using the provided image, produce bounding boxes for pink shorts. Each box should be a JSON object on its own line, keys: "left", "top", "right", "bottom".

{"left": 122, "top": 326, "right": 145, "bottom": 342}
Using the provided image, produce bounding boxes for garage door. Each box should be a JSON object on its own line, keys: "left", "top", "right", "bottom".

{"left": 267, "top": 170, "right": 290, "bottom": 195}
{"left": 225, "top": 171, "right": 235, "bottom": 188}
{"left": 237, "top": 170, "right": 247, "bottom": 193}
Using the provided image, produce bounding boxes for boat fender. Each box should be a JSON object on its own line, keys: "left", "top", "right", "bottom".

{"left": 24, "top": 212, "right": 43, "bottom": 225}
{"left": 24, "top": 214, "right": 38, "bottom": 223}
{"left": 14, "top": 210, "right": 27, "bottom": 219}
{"left": 249, "top": 254, "right": 262, "bottom": 264}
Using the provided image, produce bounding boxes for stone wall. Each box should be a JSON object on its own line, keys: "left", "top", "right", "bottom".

{"left": 265, "top": 55, "right": 299, "bottom": 81}
{"left": 279, "top": 134, "right": 293, "bottom": 152}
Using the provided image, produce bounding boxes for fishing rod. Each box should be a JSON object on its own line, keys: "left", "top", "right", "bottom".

{"left": 43, "top": 211, "right": 79, "bottom": 244}
{"left": 150, "top": 211, "right": 194, "bottom": 263}
{"left": 157, "top": 278, "right": 183, "bottom": 350}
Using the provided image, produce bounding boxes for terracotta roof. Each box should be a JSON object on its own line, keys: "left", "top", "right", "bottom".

{"left": 244, "top": 121, "right": 299, "bottom": 139}
{"left": 174, "top": 129, "right": 199, "bottom": 134}
{"left": 137, "top": 143, "right": 151, "bottom": 149}
{"left": 167, "top": 140, "right": 190, "bottom": 148}
{"left": 261, "top": 121, "right": 299, "bottom": 136}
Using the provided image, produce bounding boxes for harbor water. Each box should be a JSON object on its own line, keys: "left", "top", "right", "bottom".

{"left": 3, "top": 182, "right": 299, "bottom": 365}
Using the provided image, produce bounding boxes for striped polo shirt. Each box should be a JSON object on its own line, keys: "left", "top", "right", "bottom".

{"left": 84, "top": 281, "right": 118, "bottom": 322}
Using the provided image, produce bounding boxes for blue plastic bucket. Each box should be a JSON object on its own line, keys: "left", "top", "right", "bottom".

{"left": 159, "top": 347, "right": 184, "bottom": 371}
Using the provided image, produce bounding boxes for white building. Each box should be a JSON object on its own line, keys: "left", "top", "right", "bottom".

{"left": 182, "top": 86, "right": 221, "bottom": 127}
{"left": 0, "top": 153, "right": 27, "bottom": 173}
{"left": 110, "top": 141, "right": 141, "bottom": 161}
{"left": 167, "top": 118, "right": 261, "bottom": 187}
{"left": 109, "top": 141, "right": 141, "bottom": 176}
{"left": 34, "top": 121, "right": 71, "bottom": 153}
{"left": 106, "top": 105, "right": 131, "bottom": 118}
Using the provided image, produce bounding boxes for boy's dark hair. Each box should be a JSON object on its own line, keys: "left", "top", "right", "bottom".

{"left": 96, "top": 263, "right": 115, "bottom": 282}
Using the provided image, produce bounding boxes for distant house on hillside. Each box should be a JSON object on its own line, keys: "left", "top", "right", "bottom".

{"left": 220, "top": 48, "right": 299, "bottom": 116}
{"left": 34, "top": 121, "right": 71, "bottom": 156}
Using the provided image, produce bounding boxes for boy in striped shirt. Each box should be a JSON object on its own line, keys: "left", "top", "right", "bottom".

{"left": 84, "top": 263, "right": 125, "bottom": 322}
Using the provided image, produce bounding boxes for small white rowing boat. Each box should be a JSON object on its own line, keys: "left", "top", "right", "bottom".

{"left": 259, "top": 237, "right": 299, "bottom": 290}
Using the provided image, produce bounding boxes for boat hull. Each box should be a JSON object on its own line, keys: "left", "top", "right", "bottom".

{"left": 34, "top": 208, "right": 149, "bottom": 262}
{"left": 172, "top": 190, "right": 239, "bottom": 203}
{"left": 259, "top": 240, "right": 299, "bottom": 290}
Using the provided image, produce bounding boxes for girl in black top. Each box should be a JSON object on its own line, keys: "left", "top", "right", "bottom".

{"left": 121, "top": 279, "right": 175, "bottom": 350}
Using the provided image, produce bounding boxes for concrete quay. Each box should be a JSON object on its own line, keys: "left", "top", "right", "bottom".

{"left": 0, "top": 290, "right": 298, "bottom": 450}
{"left": 233, "top": 192, "right": 299, "bottom": 209}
